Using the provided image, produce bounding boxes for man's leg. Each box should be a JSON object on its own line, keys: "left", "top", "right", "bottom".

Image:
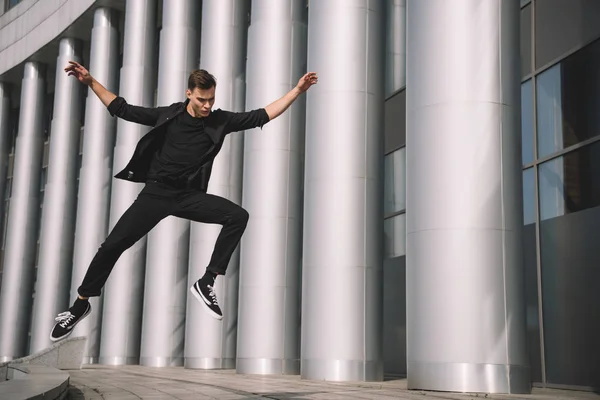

{"left": 51, "top": 184, "right": 171, "bottom": 341}
{"left": 173, "top": 190, "right": 249, "bottom": 319}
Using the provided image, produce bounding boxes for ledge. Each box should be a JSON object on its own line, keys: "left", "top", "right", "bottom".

{"left": 0, "top": 364, "right": 69, "bottom": 400}
{"left": 0, "top": 0, "right": 97, "bottom": 76}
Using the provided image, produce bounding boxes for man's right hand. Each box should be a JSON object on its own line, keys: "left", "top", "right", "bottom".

{"left": 65, "top": 61, "right": 93, "bottom": 85}
{"left": 64, "top": 60, "right": 117, "bottom": 107}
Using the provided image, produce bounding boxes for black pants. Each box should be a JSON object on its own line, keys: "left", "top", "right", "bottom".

{"left": 77, "top": 181, "right": 249, "bottom": 297}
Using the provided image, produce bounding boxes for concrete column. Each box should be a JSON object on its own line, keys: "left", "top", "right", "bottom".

{"left": 301, "top": 0, "right": 385, "bottom": 382}
{"left": 405, "top": 0, "right": 529, "bottom": 393}
{"left": 0, "top": 83, "right": 10, "bottom": 241}
{"left": 139, "top": 0, "right": 199, "bottom": 367}
{"left": 236, "top": 0, "right": 307, "bottom": 375}
{"left": 69, "top": 7, "right": 120, "bottom": 364}
{"left": 385, "top": 0, "right": 406, "bottom": 95}
{"left": 184, "top": 0, "right": 250, "bottom": 370}
{"left": 30, "top": 38, "right": 83, "bottom": 353}
{"left": 0, "top": 61, "right": 46, "bottom": 360}
{"left": 99, "top": 0, "right": 158, "bottom": 366}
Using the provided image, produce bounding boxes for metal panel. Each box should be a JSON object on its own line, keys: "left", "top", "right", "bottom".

{"left": 405, "top": 0, "right": 529, "bottom": 393}
{"left": 385, "top": 0, "right": 406, "bottom": 96}
{"left": 301, "top": 0, "right": 385, "bottom": 382}
{"left": 383, "top": 256, "right": 406, "bottom": 376}
{"left": 535, "top": 0, "right": 600, "bottom": 69}
{"left": 69, "top": 7, "right": 120, "bottom": 364}
{"left": 236, "top": 0, "right": 307, "bottom": 375}
{"left": 384, "top": 90, "right": 405, "bottom": 154}
{"left": 520, "top": 4, "right": 531, "bottom": 78}
{"left": 540, "top": 202, "right": 600, "bottom": 389}
{"left": 0, "top": 84, "right": 10, "bottom": 252}
{"left": 99, "top": 0, "right": 158, "bottom": 366}
{"left": 139, "top": 0, "right": 199, "bottom": 367}
{"left": 184, "top": 0, "right": 250, "bottom": 370}
{"left": 0, "top": 61, "right": 45, "bottom": 360}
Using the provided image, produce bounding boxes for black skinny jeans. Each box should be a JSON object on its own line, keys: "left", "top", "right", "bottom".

{"left": 77, "top": 181, "right": 249, "bottom": 297}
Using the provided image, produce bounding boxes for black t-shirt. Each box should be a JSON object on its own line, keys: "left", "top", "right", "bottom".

{"left": 147, "top": 110, "right": 213, "bottom": 181}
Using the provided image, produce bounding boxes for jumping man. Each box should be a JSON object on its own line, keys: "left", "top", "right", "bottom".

{"left": 50, "top": 61, "right": 317, "bottom": 342}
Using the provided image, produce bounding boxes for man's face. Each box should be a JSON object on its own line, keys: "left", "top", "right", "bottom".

{"left": 186, "top": 86, "right": 216, "bottom": 117}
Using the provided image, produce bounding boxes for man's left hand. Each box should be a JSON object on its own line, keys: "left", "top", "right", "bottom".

{"left": 296, "top": 72, "right": 318, "bottom": 92}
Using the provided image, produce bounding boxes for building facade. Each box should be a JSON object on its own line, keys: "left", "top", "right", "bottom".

{"left": 0, "top": 0, "right": 597, "bottom": 394}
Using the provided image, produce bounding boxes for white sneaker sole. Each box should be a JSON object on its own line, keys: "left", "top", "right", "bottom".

{"left": 190, "top": 285, "right": 223, "bottom": 320}
{"left": 49, "top": 305, "right": 92, "bottom": 342}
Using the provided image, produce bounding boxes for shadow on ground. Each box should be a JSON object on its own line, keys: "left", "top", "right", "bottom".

{"left": 66, "top": 386, "right": 86, "bottom": 400}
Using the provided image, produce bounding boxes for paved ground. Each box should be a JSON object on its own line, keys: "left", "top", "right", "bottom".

{"left": 66, "top": 365, "right": 599, "bottom": 400}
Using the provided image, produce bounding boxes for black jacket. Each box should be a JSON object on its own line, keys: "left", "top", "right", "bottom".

{"left": 107, "top": 96, "right": 270, "bottom": 192}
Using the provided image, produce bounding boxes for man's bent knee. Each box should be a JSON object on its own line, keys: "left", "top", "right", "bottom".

{"left": 232, "top": 208, "right": 249, "bottom": 226}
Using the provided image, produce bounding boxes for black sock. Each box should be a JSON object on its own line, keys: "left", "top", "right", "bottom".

{"left": 71, "top": 297, "right": 89, "bottom": 316}
{"left": 202, "top": 270, "right": 217, "bottom": 283}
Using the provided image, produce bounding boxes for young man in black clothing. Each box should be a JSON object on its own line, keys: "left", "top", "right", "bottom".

{"left": 50, "top": 61, "right": 318, "bottom": 342}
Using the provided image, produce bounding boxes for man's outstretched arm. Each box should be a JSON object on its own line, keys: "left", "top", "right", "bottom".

{"left": 65, "top": 60, "right": 162, "bottom": 127}
{"left": 225, "top": 72, "right": 318, "bottom": 133}
{"left": 65, "top": 61, "right": 116, "bottom": 106}
{"left": 264, "top": 72, "right": 318, "bottom": 121}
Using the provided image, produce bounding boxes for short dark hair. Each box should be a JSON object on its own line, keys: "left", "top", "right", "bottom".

{"left": 188, "top": 69, "right": 217, "bottom": 90}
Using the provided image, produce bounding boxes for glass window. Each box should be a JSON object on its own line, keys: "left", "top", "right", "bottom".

{"left": 523, "top": 168, "right": 535, "bottom": 225}
{"left": 384, "top": 148, "right": 406, "bottom": 215}
{"left": 6, "top": 0, "right": 21, "bottom": 9}
{"left": 536, "top": 64, "right": 563, "bottom": 158}
{"left": 384, "top": 214, "right": 405, "bottom": 258}
{"left": 536, "top": 39, "right": 600, "bottom": 158}
{"left": 522, "top": 80, "right": 534, "bottom": 165}
{"left": 520, "top": 0, "right": 531, "bottom": 6}
{"left": 538, "top": 141, "right": 600, "bottom": 221}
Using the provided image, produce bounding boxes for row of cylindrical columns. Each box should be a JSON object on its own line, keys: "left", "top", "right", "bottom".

{"left": 0, "top": 0, "right": 528, "bottom": 393}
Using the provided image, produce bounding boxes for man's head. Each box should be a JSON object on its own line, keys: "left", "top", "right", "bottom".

{"left": 186, "top": 69, "right": 216, "bottom": 117}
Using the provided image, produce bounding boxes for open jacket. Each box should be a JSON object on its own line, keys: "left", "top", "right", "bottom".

{"left": 107, "top": 96, "right": 270, "bottom": 192}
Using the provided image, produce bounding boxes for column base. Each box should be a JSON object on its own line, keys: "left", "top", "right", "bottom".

{"left": 0, "top": 356, "right": 13, "bottom": 363}
{"left": 236, "top": 358, "right": 300, "bottom": 375}
{"left": 98, "top": 356, "right": 139, "bottom": 366}
{"left": 184, "top": 357, "right": 235, "bottom": 369}
{"left": 407, "top": 362, "right": 531, "bottom": 394}
{"left": 301, "top": 359, "right": 383, "bottom": 382}
{"left": 140, "top": 357, "right": 183, "bottom": 367}
{"left": 81, "top": 357, "right": 99, "bottom": 365}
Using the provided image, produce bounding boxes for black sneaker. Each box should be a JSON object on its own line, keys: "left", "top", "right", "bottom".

{"left": 190, "top": 279, "right": 223, "bottom": 320}
{"left": 50, "top": 302, "right": 92, "bottom": 342}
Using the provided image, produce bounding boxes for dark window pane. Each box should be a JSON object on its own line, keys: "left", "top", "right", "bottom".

{"left": 523, "top": 168, "right": 535, "bottom": 224}
{"left": 522, "top": 223, "right": 542, "bottom": 383}
{"left": 384, "top": 90, "right": 406, "bottom": 153}
{"left": 535, "top": 0, "right": 600, "bottom": 69}
{"left": 384, "top": 148, "right": 406, "bottom": 215}
{"left": 536, "top": 65, "right": 562, "bottom": 158}
{"left": 538, "top": 142, "right": 600, "bottom": 221}
{"left": 520, "top": 5, "right": 532, "bottom": 78}
{"left": 383, "top": 214, "right": 405, "bottom": 258}
{"left": 536, "top": 39, "right": 600, "bottom": 158}
{"left": 540, "top": 206, "right": 600, "bottom": 388}
{"left": 521, "top": 80, "right": 534, "bottom": 164}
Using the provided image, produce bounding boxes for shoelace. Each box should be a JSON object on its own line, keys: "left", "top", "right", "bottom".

{"left": 207, "top": 285, "right": 219, "bottom": 306}
{"left": 55, "top": 311, "right": 76, "bottom": 328}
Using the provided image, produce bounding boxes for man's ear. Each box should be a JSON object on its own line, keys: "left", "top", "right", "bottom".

{"left": 186, "top": 89, "right": 191, "bottom": 99}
